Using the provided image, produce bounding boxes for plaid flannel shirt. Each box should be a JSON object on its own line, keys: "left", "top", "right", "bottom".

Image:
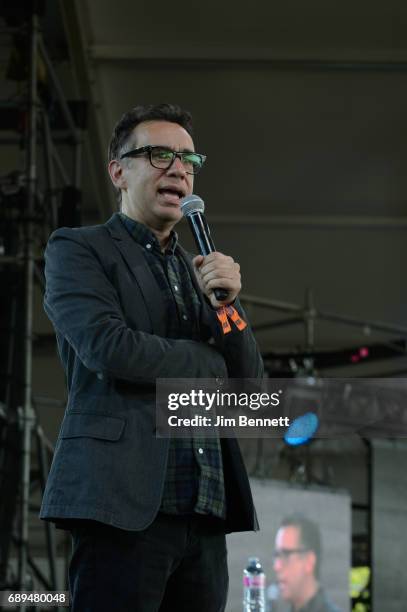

{"left": 119, "top": 213, "right": 226, "bottom": 519}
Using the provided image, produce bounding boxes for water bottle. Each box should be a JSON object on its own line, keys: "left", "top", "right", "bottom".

{"left": 243, "top": 556, "right": 266, "bottom": 611}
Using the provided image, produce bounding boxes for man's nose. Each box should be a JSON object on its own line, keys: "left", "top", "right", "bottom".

{"left": 167, "top": 155, "right": 187, "bottom": 177}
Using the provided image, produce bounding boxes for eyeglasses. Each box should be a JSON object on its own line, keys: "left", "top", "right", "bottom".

{"left": 120, "top": 145, "right": 206, "bottom": 175}
{"left": 272, "top": 548, "right": 310, "bottom": 563}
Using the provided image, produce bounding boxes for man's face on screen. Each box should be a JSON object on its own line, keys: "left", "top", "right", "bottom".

{"left": 273, "top": 526, "right": 315, "bottom": 606}
{"left": 118, "top": 120, "right": 194, "bottom": 231}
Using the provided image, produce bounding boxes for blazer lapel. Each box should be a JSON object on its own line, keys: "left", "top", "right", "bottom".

{"left": 104, "top": 213, "right": 167, "bottom": 337}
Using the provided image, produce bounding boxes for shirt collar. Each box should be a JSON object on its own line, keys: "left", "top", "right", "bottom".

{"left": 292, "top": 586, "right": 325, "bottom": 612}
{"left": 118, "top": 212, "right": 178, "bottom": 255}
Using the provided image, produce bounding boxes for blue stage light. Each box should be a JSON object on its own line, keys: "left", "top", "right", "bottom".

{"left": 284, "top": 412, "right": 319, "bottom": 446}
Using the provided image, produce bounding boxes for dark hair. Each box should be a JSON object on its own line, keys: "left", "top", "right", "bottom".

{"left": 279, "top": 514, "right": 322, "bottom": 578}
{"left": 108, "top": 103, "right": 194, "bottom": 205}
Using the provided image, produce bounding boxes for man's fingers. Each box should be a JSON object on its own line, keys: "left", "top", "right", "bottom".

{"left": 206, "top": 277, "right": 238, "bottom": 290}
{"left": 200, "top": 255, "right": 235, "bottom": 275}
{"left": 200, "top": 266, "right": 240, "bottom": 283}
{"left": 193, "top": 251, "right": 242, "bottom": 307}
{"left": 192, "top": 254, "right": 205, "bottom": 268}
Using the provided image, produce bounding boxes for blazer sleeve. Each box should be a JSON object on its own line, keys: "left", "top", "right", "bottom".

{"left": 203, "top": 298, "right": 264, "bottom": 379}
{"left": 43, "top": 228, "right": 228, "bottom": 383}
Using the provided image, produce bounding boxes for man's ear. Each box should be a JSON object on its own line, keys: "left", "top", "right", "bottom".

{"left": 108, "top": 159, "right": 127, "bottom": 191}
{"left": 306, "top": 551, "right": 317, "bottom": 576}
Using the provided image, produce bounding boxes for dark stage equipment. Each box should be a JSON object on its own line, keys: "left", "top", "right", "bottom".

{"left": 0, "top": 4, "right": 85, "bottom": 608}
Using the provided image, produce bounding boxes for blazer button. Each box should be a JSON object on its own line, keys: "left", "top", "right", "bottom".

{"left": 97, "top": 372, "right": 104, "bottom": 380}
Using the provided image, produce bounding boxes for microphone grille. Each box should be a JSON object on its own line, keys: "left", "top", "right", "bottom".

{"left": 180, "top": 194, "right": 205, "bottom": 217}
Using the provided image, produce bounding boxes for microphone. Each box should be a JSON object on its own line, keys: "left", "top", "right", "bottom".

{"left": 180, "top": 194, "right": 228, "bottom": 302}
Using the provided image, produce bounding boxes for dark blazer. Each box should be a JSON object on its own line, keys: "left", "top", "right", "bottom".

{"left": 40, "top": 213, "right": 263, "bottom": 533}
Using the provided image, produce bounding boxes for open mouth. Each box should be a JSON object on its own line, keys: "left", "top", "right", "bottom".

{"left": 157, "top": 187, "right": 184, "bottom": 201}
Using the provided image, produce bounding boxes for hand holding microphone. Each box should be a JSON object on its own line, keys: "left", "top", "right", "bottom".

{"left": 193, "top": 252, "right": 241, "bottom": 309}
{"left": 180, "top": 194, "right": 241, "bottom": 309}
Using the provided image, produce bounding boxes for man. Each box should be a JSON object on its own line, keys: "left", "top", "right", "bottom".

{"left": 40, "top": 103, "right": 263, "bottom": 611}
{"left": 272, "top": 515, "right": 342, "bottom": 612}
